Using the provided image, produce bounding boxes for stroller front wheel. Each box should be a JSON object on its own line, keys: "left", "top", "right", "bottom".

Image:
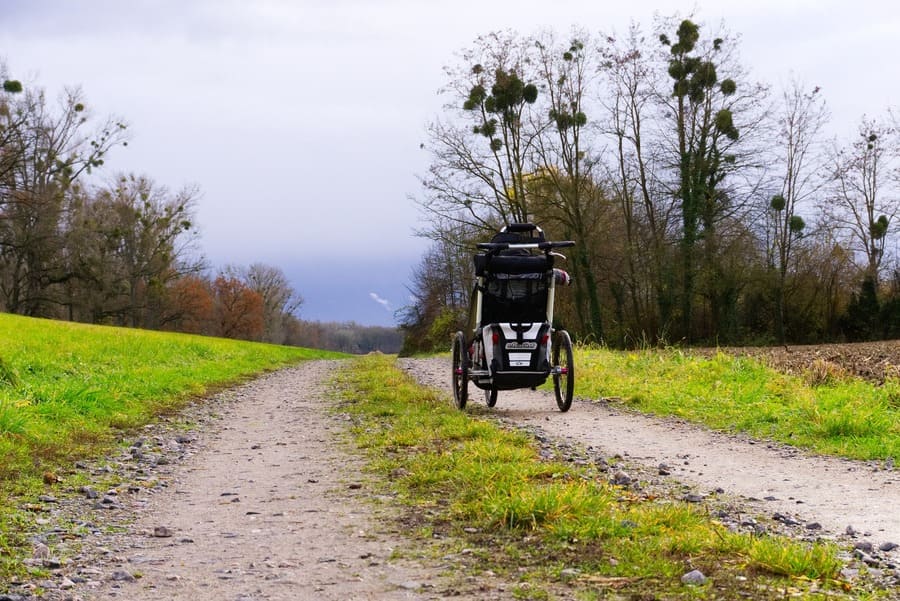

{"left": 485, "top": 386, "right": 498, "bottom": 408}
{"left": 452, "top": 331, "right": 468, "bottom": 409}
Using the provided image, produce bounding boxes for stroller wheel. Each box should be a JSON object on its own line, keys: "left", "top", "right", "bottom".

{"left": 485, "top": 387, "right": 498, "bottom": 408}
{"left": 451, "top": 331, "right": 468, "bottom": 409}
{"left": 552, "top": 330, "right": 574, "bottom": 412}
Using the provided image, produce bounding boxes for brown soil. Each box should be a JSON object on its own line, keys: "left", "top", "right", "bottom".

{"left": 699, "top": 340, "right": 900, "bottom": 384}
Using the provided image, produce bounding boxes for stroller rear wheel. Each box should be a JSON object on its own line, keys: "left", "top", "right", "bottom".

{"left": 485, "top": 386, "right": 498, "bottom": 408}
{"left": 552, "top": 330, "right": 574, "bottom": 412}
{"left": 452, "top": 331, "right": 468, "bottom": 409}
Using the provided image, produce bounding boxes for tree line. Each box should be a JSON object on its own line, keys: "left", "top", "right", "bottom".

{"left": 0, "top": 63, "right": 401, "bottom": 352}
{"left": 401, "top": 16, "right": 900, "bottom": 354}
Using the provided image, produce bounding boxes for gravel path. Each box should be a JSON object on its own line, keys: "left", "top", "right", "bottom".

{"left": 84, "top": 360, "right": 441, "bottom": 600}
{"left": 11, "top": 361, "right": 486, "bottom": 601}
{"left": 399, "top": 358, "right": 900, "bottom": 549}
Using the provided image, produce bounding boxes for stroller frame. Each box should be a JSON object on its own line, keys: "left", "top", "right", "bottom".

{"left": 452, "top": 223, "right": 576, "bottom": 412}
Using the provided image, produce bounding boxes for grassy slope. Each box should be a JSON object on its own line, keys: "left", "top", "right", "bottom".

{"left": 0, "top": 314, "right": 345, "bottom": 481}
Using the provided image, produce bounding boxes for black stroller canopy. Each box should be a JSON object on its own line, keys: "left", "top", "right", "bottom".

{"left": 474, "top": 223, "right": 558, "bottom": 276}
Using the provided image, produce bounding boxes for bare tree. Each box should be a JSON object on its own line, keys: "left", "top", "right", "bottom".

{"left": 767, "top": 79, "right": 828, "bottom": 342}
{"left": 419, "top": 31, "right": 543, "bottom": 233}
{"left": 657, "top": 17, "right": 767, "bottom": 341}
{"left": 0, "top": 67, "right": 25, "bottom": 191}
{"left": 223, "top": 263, "right": 303, "bottom": 344}
{"left": 599, "top": 23, "right": 678, "bottom": 342}
{"left": 823, "top": 117, "right": 900, "bottom": 286}
{"left": 65, "top": 174, "right": 201, "bottom": 327}
{"left": 399, "top": 220, "right": 477, "bottom": 354}
{"left": 530, "top": 29, "right": 605, "bottom": 341}
{"left": 212, "top": 275, "right": 264, "bottom": 340}
{"left": 0, "top": 84, "right": 127, "bottom": 316}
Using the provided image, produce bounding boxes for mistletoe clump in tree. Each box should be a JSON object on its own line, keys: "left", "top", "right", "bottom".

{"left": 660, "top": 19, "right": 742, "bottom": 341}
{"left": 463, "top": 64, "right": 539, "bottom": 223}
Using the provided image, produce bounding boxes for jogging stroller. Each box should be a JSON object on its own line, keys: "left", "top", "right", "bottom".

{"left": 451, "top": 223, "right": 576, "bottom": 412}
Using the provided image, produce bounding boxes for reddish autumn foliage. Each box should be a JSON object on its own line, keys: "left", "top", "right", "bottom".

{"left": 212, "top": 276, "right": 264, "bottom": 340}
{"left": 162, "top": 275, "right": 216, "bottom": 334}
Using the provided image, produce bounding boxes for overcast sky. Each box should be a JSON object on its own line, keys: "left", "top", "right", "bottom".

{"left": 1, "top": 0, "right": 898, "bottom": 326}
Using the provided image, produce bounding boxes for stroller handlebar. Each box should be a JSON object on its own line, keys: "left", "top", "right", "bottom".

{"left": 476, "top": 240, "right": 575, "bottom": 252}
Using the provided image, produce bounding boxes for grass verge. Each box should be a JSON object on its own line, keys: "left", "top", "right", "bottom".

{"left": 0, "top": 313, "right": 345, "bottom": 582}
{"left": 575, "top": 348, "right": 900, "bottom": 462}
{"left": 335, "top": 354, "right": 868, "bottom": 600}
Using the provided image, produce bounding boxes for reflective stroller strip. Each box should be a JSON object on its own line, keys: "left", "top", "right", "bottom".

{"left": 473, "top": 278, "right": 484, "bottom": 335}
{"left": 507, "top": 352, "right": 532, "bottom": 367}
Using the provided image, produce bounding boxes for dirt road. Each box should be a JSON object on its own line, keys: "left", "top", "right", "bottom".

{"left": 41, "top": 361, "right": 477, "bottom": 601}
{"left": 400, "top": 357, "right": 900, "bottom": 547}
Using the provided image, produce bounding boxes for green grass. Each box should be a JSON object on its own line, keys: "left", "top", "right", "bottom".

{"left": 0, "top": 314, "right": 345, "bottom": 478}
{"left": 576, "top": 347, "right": 900, "bottom": 461}
{"left": 0, "top": 313, "right": 345, "bottom": 583}
{"left": 336, "top": 355, "right": 863, "bottom": 600}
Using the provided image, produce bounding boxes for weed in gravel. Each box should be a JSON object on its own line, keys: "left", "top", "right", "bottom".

{"left": 746, "top": 537, "right": 843, "bottom": 580}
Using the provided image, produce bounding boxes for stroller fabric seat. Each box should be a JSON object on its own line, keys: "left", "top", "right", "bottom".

{"left": 481, "top": 273, "right": 548, "bottom": 324}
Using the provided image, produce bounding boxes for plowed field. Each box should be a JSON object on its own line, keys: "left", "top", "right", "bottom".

{"left": 700, "top": 340, "right": 900, "bottom": 384}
